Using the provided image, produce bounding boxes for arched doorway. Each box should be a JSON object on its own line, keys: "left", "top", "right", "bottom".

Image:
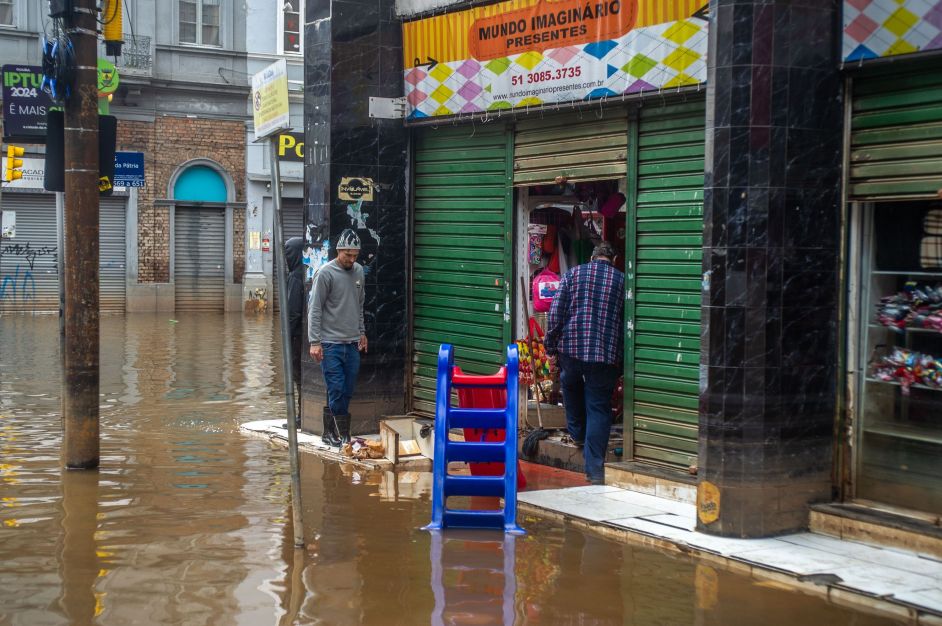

{"left": 171, "top": 163, "right": 230, "bottom": 311}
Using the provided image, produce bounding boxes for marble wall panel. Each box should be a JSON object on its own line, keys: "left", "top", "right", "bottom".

{"left": 699, "top": 0, "right": 843, "bottom": 537}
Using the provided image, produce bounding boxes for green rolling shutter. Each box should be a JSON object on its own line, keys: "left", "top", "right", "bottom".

{"left": 850, "top": 66, "right": 942, "bottom": 201}
{"left": 626, "top": 100, "right": 705, "bottom": 470}
{"left": 514, "top": 111, "right": 628, "bottom": 185}
{"left": 411, "top": 125, "right": 514, "bottom": 415}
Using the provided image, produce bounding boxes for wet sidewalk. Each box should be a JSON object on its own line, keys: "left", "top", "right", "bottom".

{"left": 243, "top": 418, "right": 941, "bottom": 622}
{"left": 518, "top": 485, "right": 942, "bottom": 624}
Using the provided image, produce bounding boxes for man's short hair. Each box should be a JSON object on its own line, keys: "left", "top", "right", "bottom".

{"left": 591, "top": 241, "right": 616, "bottom": 260}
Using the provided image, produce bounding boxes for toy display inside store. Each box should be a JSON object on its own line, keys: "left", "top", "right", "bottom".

{"left": 516, "top": 179, "right": 626, "bottom": 459}
{"left": 857, "top": 202, "right": 942, "bottom": 514}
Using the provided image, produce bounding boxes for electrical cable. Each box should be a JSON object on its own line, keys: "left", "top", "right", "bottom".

{"left": 124, "top": 0, "right": 134, "bottom": 39}
{"left": 98, "top": 0, "right": 119, "bottom": 25}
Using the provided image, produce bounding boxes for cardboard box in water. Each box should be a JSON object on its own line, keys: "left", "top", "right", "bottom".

{"left": 379, "top": 417, "right": 428, "bottom": 464}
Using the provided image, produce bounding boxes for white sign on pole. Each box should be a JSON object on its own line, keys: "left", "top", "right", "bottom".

{"left": 251, "top": 59, "right": 291, "bottom": 141}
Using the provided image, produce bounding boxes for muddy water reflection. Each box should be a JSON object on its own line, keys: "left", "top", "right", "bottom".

{"left": 0, "top": 314, "right": 900, "bottom": 625}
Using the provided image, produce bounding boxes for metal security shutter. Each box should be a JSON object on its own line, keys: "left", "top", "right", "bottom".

{"left": 281, "top": 198, "right": 305, "bottom": 240}
{"left": 273, "top": 198, "right": 305, "bottom": 312}
{"left": 411, "top": 125, "right": 513, "bottom": 415}
{"left": 0, "top": 194, "right": 58, "bottom": 312}
{"left": 513, "top": 111, "right": 627, "bottom": 185}
{"left": 99, "top": 197, "right": 127, "bottom": 312}
{"left": 626, "top": 100, "right": 705, "bottom": 470}
{"left": 850, "top": 66, "right": 942, "bottom": 201}
{"left": 174, "top": 206, "right": 225, "bottom": 311}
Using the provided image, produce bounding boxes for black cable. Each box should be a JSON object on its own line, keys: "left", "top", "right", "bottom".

{"left": 99, "top": 0, "right": 120, "bottom": 26}
{"left": 124, "top": 0, "right": 134, "bottom": 39}
{"left": 522, "top": 427, "right": 550, "bottom": 459}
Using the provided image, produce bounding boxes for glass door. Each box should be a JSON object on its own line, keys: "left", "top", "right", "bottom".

{"left": 856, "top": 202, "right": 942, "bottom": 515}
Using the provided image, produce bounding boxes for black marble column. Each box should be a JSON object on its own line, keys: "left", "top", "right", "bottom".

{"left": 301, "top": 0, "right": 408, "bottom": 435}
{"left": 698, "top": 0, "right": 843, "bottom": 536}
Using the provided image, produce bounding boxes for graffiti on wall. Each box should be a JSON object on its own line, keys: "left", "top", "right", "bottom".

{"left": 0, "top": 241, "right": 56, "bottom": 306}
{"left": 302, "top": 238, "right": 330, "bottom": 282}
{"left": 0, "top": 241, "right": 57, "bottom": 270}
{"left": 0, "top": 265, "right": 36, "bottom": 304}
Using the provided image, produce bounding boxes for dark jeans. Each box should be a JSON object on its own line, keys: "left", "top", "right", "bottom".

{"left": 322, "top": 342, "right": 360, "bottom": 416}
{"left": 558, "top": 354, "right": 619, "bottom": 481}
{"left": 291, "top": 333, "right": 303, "bottom": 418}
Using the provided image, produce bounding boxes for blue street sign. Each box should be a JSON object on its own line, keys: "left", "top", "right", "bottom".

{"left": 114, "top": 151, "right": 145, "bottom": 187}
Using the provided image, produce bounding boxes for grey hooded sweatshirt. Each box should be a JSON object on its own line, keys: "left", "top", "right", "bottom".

{"left": 307, "top": 259, "right": 365, "bottom": 345}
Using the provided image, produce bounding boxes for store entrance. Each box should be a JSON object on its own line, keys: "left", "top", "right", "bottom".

{"left": 855, "top": 201, "right": 942, "bottom": 516}
{"left": 515, "top": 180, "right": 626, "bottom": 469}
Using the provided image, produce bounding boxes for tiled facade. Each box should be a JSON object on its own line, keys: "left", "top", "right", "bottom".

{"left": 300, "top": 0, "right": 410, "bottom": 435}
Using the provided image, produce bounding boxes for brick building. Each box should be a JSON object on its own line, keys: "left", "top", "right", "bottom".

{"left": 0, "top": 1, "right": 284, "bottom": 313}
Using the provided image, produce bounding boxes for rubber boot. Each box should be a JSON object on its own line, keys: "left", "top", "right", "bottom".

{"left": 335, "top": 413, "right": 352, "bottom": 444}
{"left": 321, "top": 406, "right": 341, "bottom": 447}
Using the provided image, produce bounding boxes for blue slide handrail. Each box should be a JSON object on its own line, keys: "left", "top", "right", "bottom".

{"left": 423, "top": 343, "right": 525, "bottom": 534}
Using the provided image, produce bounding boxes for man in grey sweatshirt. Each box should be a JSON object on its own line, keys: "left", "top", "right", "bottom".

{"left": 308, "top": 229, "right": 367, "bottom": 446}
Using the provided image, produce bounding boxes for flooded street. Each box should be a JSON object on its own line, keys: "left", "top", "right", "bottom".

{"left": 0, "top": 314, "right": 901, "bottom": 625}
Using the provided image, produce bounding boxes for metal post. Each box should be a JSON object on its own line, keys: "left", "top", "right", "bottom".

{"left": 269, "top": 136, "right": 304, "bottom": 547}
{"left": 62, "top": 0, "right": 100, "bottom": 469}
{"left": 57, "top": 192, "right": 65, "bottom": 338}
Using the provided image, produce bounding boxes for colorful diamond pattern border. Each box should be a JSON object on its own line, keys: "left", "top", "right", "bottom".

{"left": 404, "top": 19, "right": 708, "bottom": 119}
{"left": 844, "top": 0, "right": 942, "bottom": 61}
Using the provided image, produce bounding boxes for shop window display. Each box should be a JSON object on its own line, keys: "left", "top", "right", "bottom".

{"left": 858, "top": 202, "right": 942, "bottom": 515}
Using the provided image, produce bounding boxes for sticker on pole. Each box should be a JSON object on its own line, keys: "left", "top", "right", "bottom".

{"left": 251, "top": 59, "right": 290, "bottom": 141}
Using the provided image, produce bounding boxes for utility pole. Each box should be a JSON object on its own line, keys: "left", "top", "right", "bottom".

{"left": 62, "top": 0, "right": 100, "bottom": 469}
{"left": 269, "top": 136, "right": 304, "bottom": 547}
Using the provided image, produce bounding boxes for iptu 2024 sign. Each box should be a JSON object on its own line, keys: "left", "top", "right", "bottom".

{"left": 2, "top": 65, "right": 58, "bottom": 142}
{"left": 402, "top": 0, "right": 708, "bottom": 119}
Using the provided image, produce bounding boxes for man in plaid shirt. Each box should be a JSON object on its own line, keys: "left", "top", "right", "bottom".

{"left": 545, "top": 241, "right": 624, "bottom": 484}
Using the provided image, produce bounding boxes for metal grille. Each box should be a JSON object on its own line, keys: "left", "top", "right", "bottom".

{"left": 1, "top": 195, "right": 129, "bottom": 314}
{"left": 0, "top": 195, "right": 59, "bottom": 313}
{"left": 118, "top": 34, "right": 152, "bottom": 74}
{"left": 850, "top": 65, "right": 942, "bottom": 201}
{"left": 514, "top": 112, "right": 628, "bottom": 185}
{"left": 411, "top": 125, "right": 513, "bottom": 415}
{"left": 174, "top": 206, "right": 225, "bottom": 311}
{"left": 627, "top": 99, "right": 705, "bottom": 470}
{"left": 99, "top": 197, "right": 127, "bottom": 312}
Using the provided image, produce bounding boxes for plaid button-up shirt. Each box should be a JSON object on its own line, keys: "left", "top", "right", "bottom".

{"left": 545, "top": 259, "right": 625, "bottom": 365}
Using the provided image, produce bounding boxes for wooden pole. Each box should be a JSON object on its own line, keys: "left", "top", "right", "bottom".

{"left": 63, "top": 0, "right": 101, "bottom": 469}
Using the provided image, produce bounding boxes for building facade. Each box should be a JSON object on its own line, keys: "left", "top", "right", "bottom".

{"left": 301, "top": 0, "right": 942, "bottom": 538}
{"left": 1, "top": 1, "right": 304, "bottom": 314}
{"left": 243, "top": 0, "right": 307, "bottom": 309}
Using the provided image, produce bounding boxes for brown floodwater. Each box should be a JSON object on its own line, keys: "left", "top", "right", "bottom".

{"left": 0, "top": 313, "right": 903, "bottom": 625}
